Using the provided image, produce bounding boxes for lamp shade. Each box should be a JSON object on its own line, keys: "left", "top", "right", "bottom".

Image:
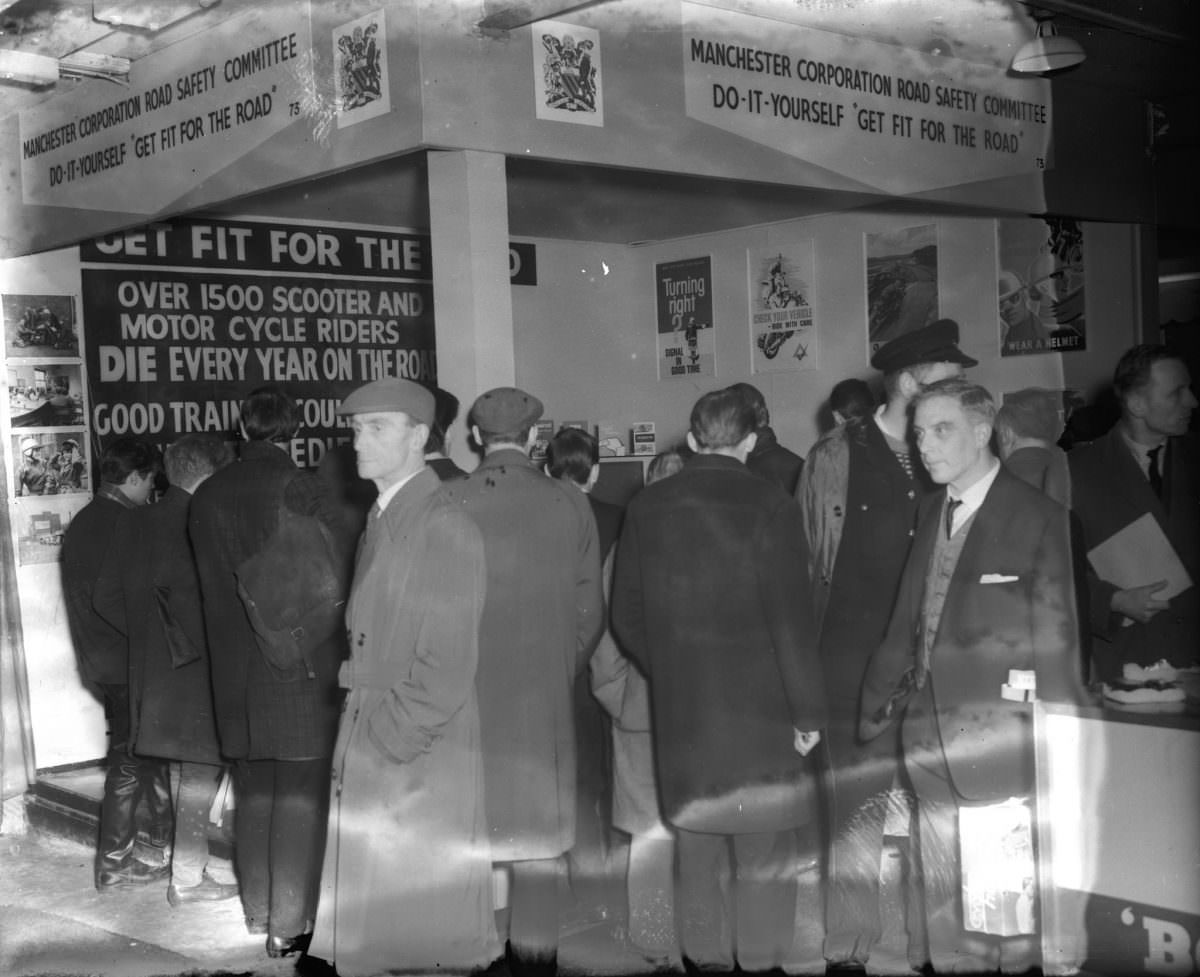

{"left": 1012, "top": 21, "right": 1086, "bottom": 74}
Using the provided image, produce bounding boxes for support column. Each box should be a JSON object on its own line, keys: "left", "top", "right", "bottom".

{"left": 427, "top": 150, "right": 514, "bottom": 471}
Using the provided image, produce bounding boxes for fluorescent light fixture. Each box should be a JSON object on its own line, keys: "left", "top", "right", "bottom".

{"left": 1012, "top": 19, "right": 1086, "bottom": 74}
{"left": 0, "top": 50, "right": 59, "bottom": 87}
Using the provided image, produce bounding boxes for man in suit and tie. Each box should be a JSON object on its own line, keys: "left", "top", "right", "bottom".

{"left": 861, "top": 377, "right": 1086, "bottom": 974}
{"left": 1067, "top": 344, "right": 1198, "bottom": 683}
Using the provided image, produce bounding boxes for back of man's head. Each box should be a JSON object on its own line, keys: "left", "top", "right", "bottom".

{"left": 240, "top": 385, "right": 299, "bottom": 443}
{"left": 690, "top": 388, "right": 757, "bottom": 451}
{"left": 994, "top": 389, "right": 1061, "bottom": 445}
{"left": 830, "top": 377, "right": 875, "bottom": 423}
{"left": 165, "top": 433, "right": 234, "bottom": 492}
{"left": 546, "top": 427, "right": 599, "bottom": 486}
{"left": 1113, "top": 344, "right": 1178, "bottom": 411}
{"left": 426, "top": 386, "right": 460, "bottom": 455}
{"left": 99, "top": 437, "right": 159, "bottom": 487}
{"left": 728, "top": 382, "right": 769, "bottom": 429}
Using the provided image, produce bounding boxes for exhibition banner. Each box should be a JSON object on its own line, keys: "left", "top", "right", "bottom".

{"left": 79, "top": 216, "right": 435, "bottom": 467}
{"left": 682, "top": 2, "right": 1052, "bottom": 196}
{"left": 19, "top": 3, "right": 314, "bottom": 213}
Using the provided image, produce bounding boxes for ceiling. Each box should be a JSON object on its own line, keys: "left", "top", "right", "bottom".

{"left": 2, "top": 0, "right": 1198, "bottom": 255}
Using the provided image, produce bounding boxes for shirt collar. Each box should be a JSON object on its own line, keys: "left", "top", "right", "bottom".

{"left": 949, "top": 458, "right": 1001, "bottom": 515}
{"left": 375, "top": 465, "right": 425, "bottom": 513}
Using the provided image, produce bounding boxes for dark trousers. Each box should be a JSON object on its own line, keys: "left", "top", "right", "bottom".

{"left": 823, "top": 715, "right": 923, "bottom": 967}
{"left": 675, "top": 827, "right": 798, "bottom": 971}
{"left": 904, "top": 688, "right": 1039, "bottom": 974}
{"left": 96, "top": 683, "right": 172, "bottom": 880}
{"left": 506, "top": 856, "right": 565, "bottom": 965}
{"left": 233, "top": 757, "right": 331, "bottom": 939}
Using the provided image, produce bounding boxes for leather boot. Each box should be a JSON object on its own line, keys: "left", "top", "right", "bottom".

{"left": 95, "top": 745, "right": 144, "bottom": 884}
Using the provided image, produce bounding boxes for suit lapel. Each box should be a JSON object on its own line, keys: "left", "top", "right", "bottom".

{"left": 1100, "top": 427, "right": 1168, "bottom": 524}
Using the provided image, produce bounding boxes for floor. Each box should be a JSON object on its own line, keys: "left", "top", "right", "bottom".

{"left": 1, "top": 768, "right": 915, "bottom": 977}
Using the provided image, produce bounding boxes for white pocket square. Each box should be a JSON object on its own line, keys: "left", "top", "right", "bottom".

{"left": 980, "top": 573, "right": 1019, "bottom": 584}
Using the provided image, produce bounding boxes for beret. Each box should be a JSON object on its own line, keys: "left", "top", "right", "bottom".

{"left": 336, "top": 378, "right": 435, "bottom": 427}
{"left": 870, "top": 318, "right": 978, "bottom": 373}
{"left": 470, "top": 387, "right": 544, "bottom": 434}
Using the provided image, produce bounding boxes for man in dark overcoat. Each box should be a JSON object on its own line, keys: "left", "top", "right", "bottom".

{"left": 94, "top": 433, "right": 238, "bottom": 906}
{"left": 445, "top": 387, "right": 604, "bottom": 975}
{"left": 860, "top": 378, "right": 1086, "bottom": 973}
{"left": 796, "top": 319, "right": 977, "bottom": 972}
{"left": 61, "top": 436, "right": 173, "bottom": 890}
{"left": 189, "top": 386, "right": 346, "bottom": 956}
{"left": 1067, "top": 344, "right": 1198, "bottom": 682}
{"left": 611, "top": 387, "right": 827, "bottom": 972}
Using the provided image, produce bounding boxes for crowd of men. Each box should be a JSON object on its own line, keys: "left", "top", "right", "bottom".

{"left": 59, "top": 326, "right": 1198, "bottom": 977}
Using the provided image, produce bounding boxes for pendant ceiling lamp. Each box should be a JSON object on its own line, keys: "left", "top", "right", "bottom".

{"left": 1011, "top": 17, "right": 1087, "bottom": 75}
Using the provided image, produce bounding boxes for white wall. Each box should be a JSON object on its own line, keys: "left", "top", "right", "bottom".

{"left": 510, "top": 212, "right": 1137, "bottom": 459}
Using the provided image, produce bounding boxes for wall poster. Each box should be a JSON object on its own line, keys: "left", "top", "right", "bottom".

{"left": 656, "top": 256, "right": 715, "bottom": 380}
{"left": 534, "top": 20, "right": 604, "bottom": 126}
{"left": 998, "top": 218, "right": 1086, "bottom": 357}
{"left": 334, "top": 8, "right": 390, "bottom": 129}
{"left": 78, "top": 215, "right": 436, "bottom": 469}
{"left": 3, "top": 291, "right": 90, "bottom": 564}
{"left": 749, "top": 245, "right": 817, "bottom": 373}
{"left": 865, "top": 224, "right": 939, "bottom": 360}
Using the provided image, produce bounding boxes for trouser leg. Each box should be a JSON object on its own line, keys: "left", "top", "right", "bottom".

{"left": 732, "top": 828, "right": 798, "bottom": 972}
{"left": 675, "top": 829, "right": 734, "bottom": 971}
{"left": 171, "top": 761, "right": 223, "bottom": 888}
{"left": 508, "top": 855, "right": 564, "bottom": 968}
{"left": 823, "top": 716, "right": 900, "bottom": 966}
{"left": 234, "top": 759, "right": 272, "bottom": 930}
{"left": 626, "top": 833, "right": 676, "bottom": 956}
{"left": 267, "top": 757, "right": 331, "bottom": 939}
{"left": 95, "top": 684, "right": 140, "bottom": 878}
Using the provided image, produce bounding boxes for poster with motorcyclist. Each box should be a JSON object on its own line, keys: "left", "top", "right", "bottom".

{"left": 3, "top": 294, "right": 79, "bottom": 357}
{"left": 749, "top": 245, "right": 817, "bottom": 374}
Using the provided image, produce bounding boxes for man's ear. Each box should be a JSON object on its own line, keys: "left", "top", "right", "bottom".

{"left": 738, "top": 430, "right": 758, "bottom": 460}
{"left": 586, "top": 463, "right": 600, "bottom": 492}
{"left": 685, "top": 431, "right": 700, "bottom": 455}
{"left": 471, "top": 424, "right": 483, "bottom": 447}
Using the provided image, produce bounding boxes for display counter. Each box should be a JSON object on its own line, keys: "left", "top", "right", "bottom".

{"left": 1036, "top": 678, "right": 1200, "bottom": 976}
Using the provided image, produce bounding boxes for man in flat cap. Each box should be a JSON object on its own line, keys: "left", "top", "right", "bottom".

{"left": 445, "top": 386, "right": 604, "bottom": 976}
{"left": 309, "top": 378, "right": 499, "bottom": 976}
{"left": 795, "top": 317, "right": 977, "bottom": 974}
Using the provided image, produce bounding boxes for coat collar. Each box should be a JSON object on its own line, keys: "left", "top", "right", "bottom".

{"left": 476, "top": 447, "right": 536, "bottom": 472}
{"left": 239, "top": 439, "right": 296, "bottom": 470}
{"left": 686, "top": 452, "right": 746, "bottom": 473}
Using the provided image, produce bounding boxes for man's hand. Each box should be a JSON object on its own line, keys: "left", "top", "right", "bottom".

{"left": 1111, "top": 581, "right": 1170, "bottom": 624}
{"left": 793, "top": 728, "right": 821, "bottom": 756}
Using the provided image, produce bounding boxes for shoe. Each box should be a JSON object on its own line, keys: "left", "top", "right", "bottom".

{"left": 167, "top": 874, "right": 240, "bottom": 907}
{"left": 267, "top": 932, "right": 314, "bottom": 958}
{"left": 96, "top": 860, "right": 170, "bottom": 890}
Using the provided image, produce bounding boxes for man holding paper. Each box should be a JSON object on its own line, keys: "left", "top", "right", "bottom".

{"left": 1068, "top": 344, "right": 1199, "bottom": 683}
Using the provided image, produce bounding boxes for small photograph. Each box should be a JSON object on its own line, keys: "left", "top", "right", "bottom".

{"left": 12, "top": 493, "right": 87, "bottom": 566}
{"left": 2, "top": 293, "right": 80, "bottom": 358}
{"left": 8, "top": 363, "right": 86, "bottom": 427}
{"left": 13, "top": 431, "right": 90, "bottom": 498}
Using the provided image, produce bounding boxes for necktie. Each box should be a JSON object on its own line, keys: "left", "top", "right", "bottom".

{"left": 1147, "top": 445, "right": 1164, "bottom": 500}
{"left": 945, "top": 497, "right": 962, "bottom": 540}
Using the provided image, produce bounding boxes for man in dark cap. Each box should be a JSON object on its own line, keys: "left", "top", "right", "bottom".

{"left": 445, "top": 387, "right": 604, "bottom": 977}
{"left": 308, "top": 378, "right": 499, "bottom": 975}
{"left": 795, "top": 317, "right": 977, "bottom": 974}
{"left": 729, "top": 381, "right": 805, "bottom": 495}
